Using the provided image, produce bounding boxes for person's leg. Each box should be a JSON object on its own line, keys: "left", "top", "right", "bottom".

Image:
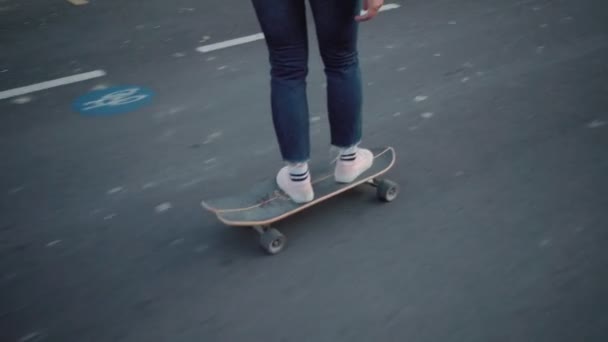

{"left": 251, "top": 0, "right": 310, "bottom": 163}
{"left": 251, "top": 0, "right": 314, "bottom": 202}
{"left": 308, "top": 0, "right": 373, "bottom": 183}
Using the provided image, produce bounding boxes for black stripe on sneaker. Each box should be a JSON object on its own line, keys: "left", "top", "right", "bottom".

{"left": 340, "top": 154, "right": 357, "bottom": 161}
{"left": 290, "top": 170, "right": 309, "bottom": 182}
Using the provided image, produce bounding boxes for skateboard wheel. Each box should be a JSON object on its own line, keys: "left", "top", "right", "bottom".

{"left": 377, "top": 179, "right": 399, "bottom": 202}
{"left": 259, "top": 228, "right": 286, "bottom": 255}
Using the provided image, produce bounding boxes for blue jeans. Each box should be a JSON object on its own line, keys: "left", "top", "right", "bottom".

{"left": 251, "top": 0, "right": 363, "bottom": 163}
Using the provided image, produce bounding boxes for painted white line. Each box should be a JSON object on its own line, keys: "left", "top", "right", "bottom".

{"left": 0, "top": 70, "right": 106, "bottom": 100}
{"left": 196, "top": 3, "right": 401, "bottom": 54}
{"left": 67, "top": 0, "right": 89, "bottom": 5}
{"left": 196, "top": 33, "right": 265, "bottom": 53}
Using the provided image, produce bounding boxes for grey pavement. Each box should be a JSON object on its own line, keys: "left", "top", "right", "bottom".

{"left": 1, "top": 0, "right": 608, "bottom": 341}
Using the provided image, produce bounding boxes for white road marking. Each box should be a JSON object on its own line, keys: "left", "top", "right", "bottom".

{"left": 67, "top": 0, "right": 88, "bottom": 5}
{"left": 197, "top": 33, "right": 265, "bottom": 53}
{"left": 179, "top": 177, "right": 206, "bottom": 189}
{"left": 11, "top": 96, "right": 32, "bottom": 104}
{"left": 155, "top": 202, "right": 172, "bottom": 213}
{"left": 8, "top": 186, "right": 24, "bottom": 194}
{"left": 196, "top": 4, "right": 400, "bottom": 53}
{"left": 195, "top": 245, "right": 209, "bottom": 253}
{"left": 46, "top": 240, "right": 62, "bottom": 247}
{"left": 91, "top": 83, "right": 110, "bottom": 90}
{"left": 170, "top": 238, "right": 185, "bottom": 246}
{"left": 104, "top": 213, "right": 117, "bottom": 220}
{"left": 142, "top": 182, "right": 159, "bottom": 190}
{"left": 588, "top": 120, "right": 606, "bottom": 128}
{"left": 107, "top": 187, "right": 124, "bottom": 195}
{"left": 0, "top": 70, "right": 106, "bottom": 100}
{"left": 203, "top": 131, "right": 223, "bottom": 144}
{"left": 19, "top": 332, "right": 43, "bottom": 342}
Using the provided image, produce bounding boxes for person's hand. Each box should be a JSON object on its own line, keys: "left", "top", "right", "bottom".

{"left": 355, "top": 0, "right": 384, "bottom": 22}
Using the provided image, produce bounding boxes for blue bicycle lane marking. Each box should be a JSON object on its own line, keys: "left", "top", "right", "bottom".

{"left": 73, "top": 85, "right": 154, "bottom": 116}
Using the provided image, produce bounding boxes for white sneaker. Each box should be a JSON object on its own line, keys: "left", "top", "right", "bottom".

{"left": 334, "top": 148, "right": 374, "bottom": 183}
{"left": 276, "top": 166, "right": 314, "bottom": 203}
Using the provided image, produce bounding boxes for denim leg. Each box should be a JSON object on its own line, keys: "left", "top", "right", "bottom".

{"left": 308, "top": 0, "right": 363, "bottom": 148}
{"left": 251, "top": 0, "right": 310, "bottom": 163}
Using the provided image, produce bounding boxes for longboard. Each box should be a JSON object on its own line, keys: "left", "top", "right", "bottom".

{"left": 201, "top": 146, "right": 398, "bottom": 255}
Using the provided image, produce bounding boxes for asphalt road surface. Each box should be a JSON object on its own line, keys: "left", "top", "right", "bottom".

{"left": 1, "top": 0, "right": 607, "bottom": 341}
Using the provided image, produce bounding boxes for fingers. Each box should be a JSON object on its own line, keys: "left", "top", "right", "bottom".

{"left": 355, "top": 1, "right": 382, "bottom": 22}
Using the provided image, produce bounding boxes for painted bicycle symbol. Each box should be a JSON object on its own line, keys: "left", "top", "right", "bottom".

{"left": 81, "top": 88, "right": 149, "bottom": 111}
{"left": 73, "top": 85, "right": 154, "bottom": 116}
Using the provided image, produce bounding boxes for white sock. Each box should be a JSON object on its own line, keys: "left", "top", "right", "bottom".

{"left": 340, "top": 145, "right": 358, "bottom": 161}
{"left": 288, "top": 163, "right": 309, "bottom": 182}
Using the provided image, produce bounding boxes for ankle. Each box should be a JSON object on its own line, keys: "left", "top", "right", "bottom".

{"left": 339, "top": 145, "right": 358, "bottom": 162}
{"left": 287, "top": 162, "right": 310, "bottom": 182}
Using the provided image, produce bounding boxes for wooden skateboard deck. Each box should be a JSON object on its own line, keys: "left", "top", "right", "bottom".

{"left": 201, "top": 146, "right": 399, "bottom": 254}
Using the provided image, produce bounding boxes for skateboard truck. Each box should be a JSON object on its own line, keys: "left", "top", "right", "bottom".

{"left": 367, "top": 178, "right": 400, "bottom": 202}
